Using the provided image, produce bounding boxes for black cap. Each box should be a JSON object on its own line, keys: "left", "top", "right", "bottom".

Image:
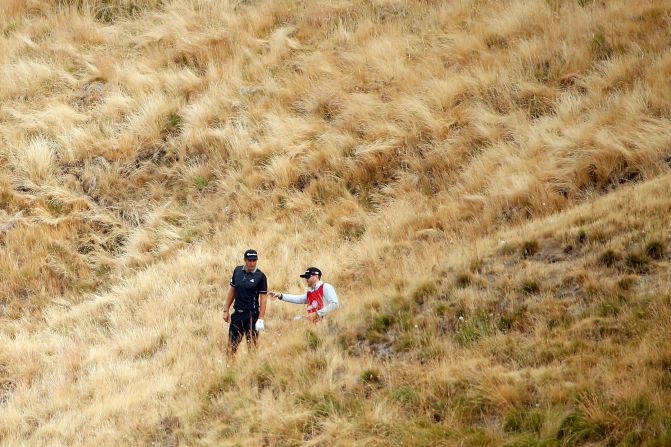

{"left": 299, "top": 267, "right": 321, "bottom": 278}
{"left": 244, "top": 249, "right": 258, "bottom": 260}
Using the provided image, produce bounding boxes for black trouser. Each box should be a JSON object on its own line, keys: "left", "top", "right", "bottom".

{"left": 228, "top": 309, "right": 259, "bottom": 354}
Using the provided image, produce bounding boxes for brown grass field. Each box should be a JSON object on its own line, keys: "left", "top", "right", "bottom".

{"left": 1, "top": 0, "right": 670, "bottom": 445}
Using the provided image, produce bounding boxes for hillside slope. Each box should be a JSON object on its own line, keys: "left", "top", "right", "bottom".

{"left": 1, "top": 171, "right": 669, "bottom": 446}
{"left": 1, "top": 0, "right": 670, "bottom": 445}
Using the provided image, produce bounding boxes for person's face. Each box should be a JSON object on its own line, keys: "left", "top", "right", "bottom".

{"left": 306, "top": 273, "right": 319, "bottom": 287}
{"left": 244, "top": 258, "right": 257, "bottom": 272}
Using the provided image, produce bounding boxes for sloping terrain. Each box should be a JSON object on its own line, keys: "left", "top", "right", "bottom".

{"left": 0, "top": 0, "right": 670, "bottom": 445}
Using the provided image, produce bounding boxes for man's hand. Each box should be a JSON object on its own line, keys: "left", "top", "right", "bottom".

{"left": 306, "top": 313, "right": 320, "bottom": 323}
{"left": 223, "top": 310, "right": 230, "bottom": 323}
{"left": 255, "top": 319, "right": 265, "bottom": 331}
{"left": 268, "top": 291, "right": 280, "bottom": 299}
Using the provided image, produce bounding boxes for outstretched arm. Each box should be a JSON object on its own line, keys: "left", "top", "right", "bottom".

{"left": 277, "top": 291, "right": 307, "bottom": 304}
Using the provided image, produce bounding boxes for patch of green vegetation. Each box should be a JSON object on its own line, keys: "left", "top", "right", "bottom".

{"left": 296, "top": 391, "right": 346, "bottom": 418}
{"left": 625, "top": 252, "right": 648, "bottom": 273}
{"left": 166, "top": 113, "right": 181, "bottom": 128}
{"left": 556, "top": 411, "right": 609, "bottom": 445}
{"left": 392, "top": 386, "right": 420, "bottom": 406}
{"left": 598, "top": 301, "right": 621, "bottom": 317}
{"left": 520, "top": 279, "right": 540, "bottom": 295}
{"left": 434, "top": 302, "right": 448, "bottom": 316}
{"left": 393, "top": 333, "right": 418, "bottom": 352}
{"left": 194, "top": 175, "right": 209, "bottom": 191}
{"left": 47, "top": 199, "right": 66, "bottom": 216}
{"left": 504, "top": 408, "right": 544, "bottom": 434}
{"left": 455, "top": 311, "right": 496, "bottom": 346}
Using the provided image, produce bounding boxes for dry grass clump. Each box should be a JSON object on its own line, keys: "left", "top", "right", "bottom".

{"left": 0, "top": 0, "right": 671, "bottom": 445}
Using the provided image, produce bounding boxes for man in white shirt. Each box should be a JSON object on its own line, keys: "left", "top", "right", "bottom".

{"left": 269, "top": 267, "right": 339, "bottom": 322}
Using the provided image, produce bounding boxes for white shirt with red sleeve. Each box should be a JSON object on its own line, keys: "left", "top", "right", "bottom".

{"left": 280, "top": 281, "right": 339, "bottom": 316}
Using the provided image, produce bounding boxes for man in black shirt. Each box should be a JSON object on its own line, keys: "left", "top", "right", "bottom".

{"left": 223, "top": 249, "right": 268, "bottom": 357}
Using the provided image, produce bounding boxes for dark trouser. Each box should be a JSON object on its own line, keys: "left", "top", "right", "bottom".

{"left": 228, "top": 309, "right": 259, "bottom": 354}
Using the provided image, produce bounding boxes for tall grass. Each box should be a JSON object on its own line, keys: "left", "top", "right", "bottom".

{"left": 0, "top": 0, "right": 670, "bottom": 444}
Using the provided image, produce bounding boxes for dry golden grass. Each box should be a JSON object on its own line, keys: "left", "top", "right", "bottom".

{"left": 0, "top": 0, "right": 670, "bottom": 445}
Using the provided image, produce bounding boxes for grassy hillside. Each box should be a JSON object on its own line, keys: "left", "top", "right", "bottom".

{"left": 0, "top": 0, "right": 670, "bottom": 445}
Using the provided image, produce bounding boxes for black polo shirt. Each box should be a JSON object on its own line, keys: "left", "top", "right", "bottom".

{"left": 230, "top": 266, "right": 268, "bottom": 312}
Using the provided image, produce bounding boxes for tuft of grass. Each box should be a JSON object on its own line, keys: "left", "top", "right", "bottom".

{"left": 411, "top": 279, "right": 437, "bottom": 306}
{"left": 625, "top": 252, "right": 648, "bottom": 273}
{"left": 520, "top": 280, "right": 540, "bottom": 295}
{"left": 591, "top": 29, "right": 613, "bottom": 61}
{"left": 360, "top": 368, "right": 383, "bottom": 386}
{"left": 617, "top": 275, "right": 636, "bottom": 291}
{"left": 46, "top": 199, "right": 66, "bottom": 216}
{"left": 598, "top": 249, "right": 620, "bottom": 268}
{"left": 305, "top": 329, "right": 321, "bottom": 351}
{"left": 454, "top": 311, "right": 496, "bottom": 346}
{"left": 206, "top": 370, "right": 237, "bottom": 401}
{"left": 455, "top": 273, "right": 472, "bottom": 288}
{"left": 556, "top": 411, "right": 609, "bottom": 445}
{"left": 645, "top": 240, "right": 665, "bottom": 260}
{"left": 503, "top": 408, "right": 544, "bottom": 434}
{"left": 521, "top": 240, "right": 540, "bottom": 258}
{"left": 194, "top": 175, "right": 209, "bottom": 191}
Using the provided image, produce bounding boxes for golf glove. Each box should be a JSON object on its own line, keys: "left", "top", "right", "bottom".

{"left": 255, "top": 319, "right": 265, "bottom": 331}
